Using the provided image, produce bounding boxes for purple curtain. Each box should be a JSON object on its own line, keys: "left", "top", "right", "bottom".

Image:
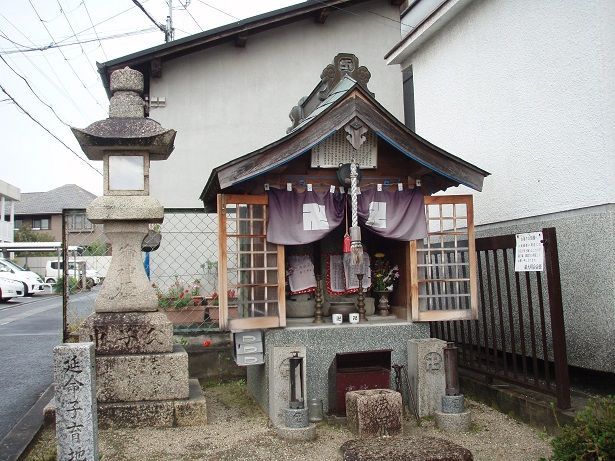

{"left": 358, "top": 188, "right": 427, "bottom": 241}
{"left": 267, "top": 188, "right": 345, "bottom": 245}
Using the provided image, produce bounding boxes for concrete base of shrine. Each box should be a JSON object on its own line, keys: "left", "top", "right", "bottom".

{"left": 247, "top": 321, "right": 429, "bottom": 421}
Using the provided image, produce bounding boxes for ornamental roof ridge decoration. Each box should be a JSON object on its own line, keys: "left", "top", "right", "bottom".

{"left": 287, "top": 53, "right": 373, "bottom": 133}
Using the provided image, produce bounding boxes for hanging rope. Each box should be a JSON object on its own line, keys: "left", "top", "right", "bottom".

{"left": 349, "top": 162, "right": 363, "bottom": 267}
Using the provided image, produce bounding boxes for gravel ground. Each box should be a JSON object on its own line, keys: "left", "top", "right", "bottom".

{"left": 24, "top": 380, "right": 552, "bottom": 461}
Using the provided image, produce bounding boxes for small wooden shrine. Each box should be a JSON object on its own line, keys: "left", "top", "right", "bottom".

{"left": 200, "top": 53, "right": 489, "bottom": 333}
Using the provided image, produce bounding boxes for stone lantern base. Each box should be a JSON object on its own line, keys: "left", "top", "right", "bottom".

{"left": 45, "top": 312, "right": 207, "bottom": 429}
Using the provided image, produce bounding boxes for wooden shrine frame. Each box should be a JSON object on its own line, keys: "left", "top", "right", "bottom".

{"left": 217, "top": 194, "right": 286, "bottom": 331}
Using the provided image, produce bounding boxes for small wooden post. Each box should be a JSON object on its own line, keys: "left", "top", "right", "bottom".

{"left": 313, "top": 274, "right": 324, "bottom": 324}
{"left": 356, "top": 273, "right": 367, "bottom": 322}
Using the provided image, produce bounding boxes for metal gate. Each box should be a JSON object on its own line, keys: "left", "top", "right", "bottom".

{"left": 431, "top": 227, "right": 571, "bottom": 409}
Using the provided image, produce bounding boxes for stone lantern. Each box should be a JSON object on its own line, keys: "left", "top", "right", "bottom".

{"left": 68, "top": 67, "right": 207, "bottom": 428}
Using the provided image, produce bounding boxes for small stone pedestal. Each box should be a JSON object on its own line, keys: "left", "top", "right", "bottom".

{"left": 276, "top": 407, "right": 316, "bottom": 441}
{"left": 435, "top": 395, "right": 471, "bottom": 433}
{"left": 346, "top": 389, "right": 402, "bottom": 437}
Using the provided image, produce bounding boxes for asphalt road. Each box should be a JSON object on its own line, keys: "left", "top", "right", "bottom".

{"left": 0, "top": 293, "right": 62, "bottom": 442}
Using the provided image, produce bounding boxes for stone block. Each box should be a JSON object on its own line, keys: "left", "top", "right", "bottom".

{"left": 53, "top": 342, "right": 98, "bottom": 461}
{"left": 98, "top": 400, "right": 176, "bottom": 429}
{"left": 345, "top": 389, "right": 402, "bottom": 437}
{"left": 96, "top": 345, "right": 189, "bottom": 402}
{"left": 268, "top": 346, "right": 307, "bottom": 427}
{"left": 78, "top": 312, "right": 173, "bottom": 355}
{"left": 340, "top": 436, "right": 473, "bottom": 460}
{"left": 87, "top": 196, "right": 164, "bottom": 223}
{"left": 110, "top": 67, "right": 144, "bottom": 93}
{"left": 435, "top": 410, "right": 472, "bottom": 433}
{"left": 442, "top": 394, "right": 465, "bottom": 414}
{"left": 47, "top": 380, "right": 207, "bottom": 430}
{"left": 407, "top": 338, "right": 446, "bottom": 417}
{"left": 174, "top": 379, "right": 208, "bottom": 426}
{"left": 109, "top": 92, "right": 145, "bottom": 118}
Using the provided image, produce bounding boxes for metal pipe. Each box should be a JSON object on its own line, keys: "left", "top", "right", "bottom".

{"left": 444, "top": 342, "right": 460, "bottom": 396}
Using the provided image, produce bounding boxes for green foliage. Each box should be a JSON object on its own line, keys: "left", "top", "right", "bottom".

{"left": 82, "top": 241, "right": 108, "bottom": 256}
{"left": 14, "top": 224, "right": 54, "bottom": 243}
{"left": 14, "top": 224, "right": 56, "bottom": 256}
{"left": 550, "top": 395, "right": 615, "bottom": 461}
{"left": 52, "top": 276, "right": 79, "bottom": 294}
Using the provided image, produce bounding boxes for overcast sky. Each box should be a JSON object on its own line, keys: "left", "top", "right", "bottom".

{"left": 0, "top": 0, "right": 303, "bottom": 196}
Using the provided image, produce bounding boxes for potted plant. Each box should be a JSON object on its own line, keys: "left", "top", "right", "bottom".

{"left": 371, "top": 253, "right": 400, "bottom": 316}
{"left": 154, "top": 277, "right": 206, "bottom": 326}
{"left": 190, "top": 278, "right": 204, "bottom": 306}
{"left": 206, "top": 289, "right": 239, "bottom": 321}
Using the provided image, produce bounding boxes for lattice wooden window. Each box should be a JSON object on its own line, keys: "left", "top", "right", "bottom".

{"left": 410, "top": 195, "right": 478, "bottom": 321}
{"left": 217, "top": 194, "right": 286, "bottom": 331}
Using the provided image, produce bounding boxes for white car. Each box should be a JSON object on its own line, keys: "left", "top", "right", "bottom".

{"left": 0, "top": 276, "right": 25, "bottom": 302}
{"left": 0, "top": 259, "right": 47, "bottom": 296}
{"left": 45, "top": 260, "right": 101, "bottom": 287}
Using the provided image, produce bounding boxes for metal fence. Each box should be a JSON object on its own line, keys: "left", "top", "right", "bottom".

{"left": 62, "top": 208, "right": 220, "bottom": 340}
{"left": 431, "top": 227, "right": 571, "bottom": 409}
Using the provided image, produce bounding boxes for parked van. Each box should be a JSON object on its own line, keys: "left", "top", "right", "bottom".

{"left": 45, "top": 260, "right": 101, "bottom": 287}
{"left": 0, "top": 258, "right": 46, "bottom": 296}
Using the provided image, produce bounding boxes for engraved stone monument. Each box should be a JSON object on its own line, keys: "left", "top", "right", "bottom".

{"left": 47, "top": 67, "right": 206, "bottom": 428}
{"left": 407, "top": 338, "right": 446, "bottom": 417}
{"left": 54, "top": 342, "right": 98, "bottom": 461}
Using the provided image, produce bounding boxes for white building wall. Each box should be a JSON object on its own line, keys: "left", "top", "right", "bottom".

{"left": 148, "top": 0, "right": 404, "bottom": 207}
{"left": 0, "top": 179, "right": 20, "bottom": 243}
{"left": 392, "top": 0, "right": 615, "bottom": 373}
{"left": 404, "top": 0, "right": 615, "bottom": 225}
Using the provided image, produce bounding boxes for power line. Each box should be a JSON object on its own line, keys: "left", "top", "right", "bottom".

{"left": 0, "top": 19, "right": 87, "bottom": 117}
{"left": 309, "top": 0, "right": 415, "bottom": 31}
{"left": 195, "top": 0, "right": 239, "bottom": 21}
{"left": 0, "top": 82, "right": 102, "bottom": 176}
{"left": 54, "top": 1, "right": 149, "bottom": 45}
{"left": 56, "top": 0, "right": 100, "bottom": 77}
{"left": 28, "top": 0, "right": 105, "bottom": 110}
{"left": 81, "top": 0, "right": 109, "bottom": 60}
{"left": 0, "top": 27, "right": 158, "bottom": 55}
{"left": 0, "top": 54, "right": 71, "bottom": 127}
{"left": 131, "top": 0, "right": 168, "bottom": 38}
{"left": 179, "top": 0, "right": 204, "bottom": 31}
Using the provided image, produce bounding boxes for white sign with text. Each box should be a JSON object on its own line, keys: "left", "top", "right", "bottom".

{"left": 515, "top": 232, "right": 544, "bottom": 272}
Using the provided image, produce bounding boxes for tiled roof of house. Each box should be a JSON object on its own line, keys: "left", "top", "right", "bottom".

{"left": 13, "top": 184, "right": 97, "bottom": 215}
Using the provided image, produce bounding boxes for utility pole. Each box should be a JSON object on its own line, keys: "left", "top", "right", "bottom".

{"left": 132, "top": 0, "right": 174, "bottom": 43}
{"left": 165, "top": 0, "right": 175, "bottom": 43}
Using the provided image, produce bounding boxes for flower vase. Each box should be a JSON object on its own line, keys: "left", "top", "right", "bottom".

{"left": 374, "top": 290, "right": 391, "bottom": 316}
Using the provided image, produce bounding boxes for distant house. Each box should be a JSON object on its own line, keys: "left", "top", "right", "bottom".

{"left": 0, "top": 179, "right": 20, "bottom": 243}
{"left": 13, "top": 184, "right": 100, "bottom": 247}
{"left": 385, "top": 0, "right": 614, "bottom": 373}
